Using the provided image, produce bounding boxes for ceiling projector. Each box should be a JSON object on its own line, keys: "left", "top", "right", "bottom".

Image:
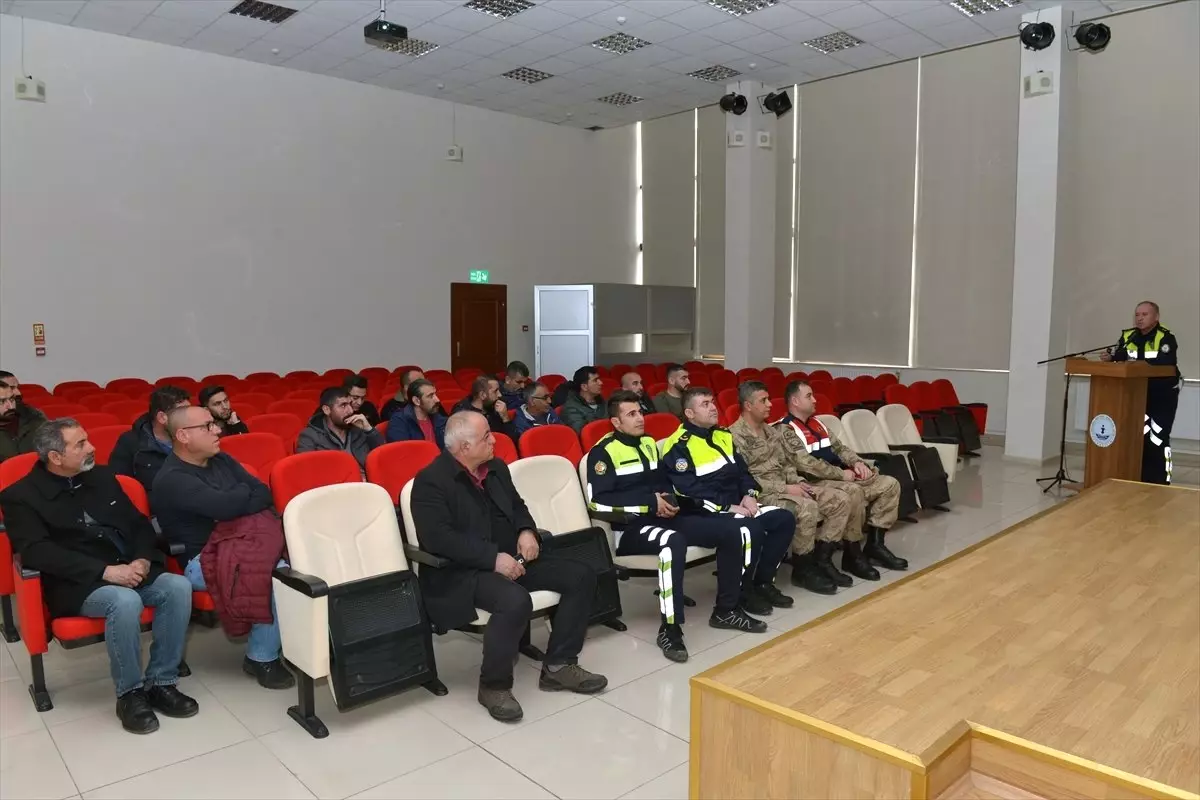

{"left": 364, "top": 18, "right": 408, "bottom": 49}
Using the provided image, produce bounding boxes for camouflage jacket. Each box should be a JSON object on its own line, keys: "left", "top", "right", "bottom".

{"left": 727, "top": 417, "right": 803, "bottom": 497}
{"left": 773, "top": 416, "right": 861, "bottom": 482}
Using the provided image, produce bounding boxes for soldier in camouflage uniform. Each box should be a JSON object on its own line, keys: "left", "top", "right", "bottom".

{"left": 729, "top": 382, "right": 880, "bottom": 594}
{"left": 775, "top": 380, "right": 907, "bottom": 572}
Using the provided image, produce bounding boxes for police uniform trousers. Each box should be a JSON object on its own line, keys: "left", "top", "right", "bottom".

{"left": 1144, "top": 389, "right": 1179, "bottom": 485}
{"left": 816, "top": 471, "right": 901, "bottom": 534}
{"left": 615, "top": 513, "right": 757, "bottom": 624}
{"left": 759, "top": 487, "right": 850, "bottom": 555}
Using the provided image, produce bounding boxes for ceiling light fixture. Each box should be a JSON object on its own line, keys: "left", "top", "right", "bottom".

{"left": 591, "top": 32, "right": 652, "bottom": 55}
{"left": 376, "top": 38, "right": 440, "bottom": 57}
{"left": 502, "top": 66, "right": 554, "bottom": 84}
{"left": 719, "top": 93, "right": 748, "bottom": 115}
{"left": 707, "top": 0, "right": 778, "bottom": 17}
{"left": 1019, "top": 20, "right": 1056, "bottom": 50}
{"left": 689, "top": 64, "right": 742, "bottom": 83}
{"left": 802, "top": 31, "right": 863, "bottom": 54}
{"left": 949, "top": 0, "right": 1020, "bottom": 18}
{"left": 228, "top": 0, "right": 298, "bottom": 24}
{"left": 598, "top": 92, "right": 644, "bottom": 106}
{"left": 464, "top": 0, "right": 535, "bottom": 19}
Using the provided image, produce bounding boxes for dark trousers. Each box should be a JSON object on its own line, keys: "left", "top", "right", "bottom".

{"left": 473, "top": 555, "right": 595, "bottom": 690}
{"left": 1143, "top": 390, "right": 1178, "bottom": 485}
{"left": 617, "top": 513, "right": 757, "bottom": 624}
{"left": 747, "top": 507, "right": 795, "bottom": 585}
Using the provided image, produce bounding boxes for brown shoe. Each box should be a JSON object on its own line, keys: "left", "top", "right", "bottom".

{"left": 478, "top": 686, "right": 523, "bottom": 722}
{"left": 538, "top": 664, "right": 608, "bottom": 694}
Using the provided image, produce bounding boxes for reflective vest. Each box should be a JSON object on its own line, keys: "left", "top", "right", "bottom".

{"left": 660, "top": 423, "right": 758, "bottom": 512}
{"left": 585, "top": 432, "right": 662, "bottom": 515}
{"left": 1120, "top": 327, "right": 1168, "bottom": 361}
{"left": 782, "top": 415, "right": 843, "bottom": 467}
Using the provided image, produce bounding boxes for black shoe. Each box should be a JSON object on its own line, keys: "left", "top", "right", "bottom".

{"left": 656, "top": 623, "right": 689, "bottom": 663}
{"left": 116, "top": 689, "right": 160, "bottom": 734}
{"left": 865, "top": 528, "right": 908, "bottom": 571}
{"left": 755, "top": 582, "right": 794, "bottom": 609}
{"left": 840, "top": 539, "right": 880, "bottom": 581}
{"left": 709, "top": 607, "right": 768, "bottom": 633}
{"left": 739, "top": 588, "right": 772, "bottom": 615}
{"left": 243, "top": 657, "right": 296, "bottom": 690}
{"left": 144, "top": 685, "right": 199, "bottom": 718}
{"left": 789, "top": 552, "right": 838, "bottom": 595}
{"left": 814, "top": 541, "right": 853, "bottom": 587}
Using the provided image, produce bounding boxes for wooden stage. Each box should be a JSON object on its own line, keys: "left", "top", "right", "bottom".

{"left": 690, "top": 481, "right": 1200, "bottom": 800}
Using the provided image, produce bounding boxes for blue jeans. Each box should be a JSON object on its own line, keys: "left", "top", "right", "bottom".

{"left": 184, "top": 556, "right": 283, "bottom": 663}
{"left": 79, "top": 572, "right": 193, "bottom": 698}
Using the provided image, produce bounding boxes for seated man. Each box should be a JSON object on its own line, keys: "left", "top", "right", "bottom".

{"left": 499, "top": 361, "right": 530, "bottom": 410}
{"left": 411, "top": 412, "right": 607, "bottom": 723}
{"left": 619, "top": 372, "right": 657, "bottom": 416}
{"left": 199, "top": 385, "right": 249, "bottom": 438}
{"left": 0, "top": 419, "right": 197, "bottom": 734}
{"left": 661, "top": 387, "right": 794, "bottom": 614}
{"left": 379, "top": 368, "right": 423, "bottom": 422}
{"left": 343, "top": 374, "right": 382, "bottom": 428}
{"left": 453, "top": 376, "right": 512, "bottom": 437}
{"left": 152, "top": 406, "right": 294, "bottom": 690}
{"left": 0, "top": 376, "right": 46, "bottom": 463}
{"left": 776, "top": 380, "right": 907, "bottom": 571}
{"left": 510, "top": 381, "right": 562, "bottom": 441}
{"left": 586, "top": 391, "right": 767, "bottom": 663}
{"left": 731, "top": 382, "right": 876, "bottom": 595}
{"left": 653, "top": 364, "right": 691, "bottom": 421}
{"left": 387, "top": 379, "right": 446, "bottom": 447}
{"left": 296, "top": 386, "right": 383, "bottom": 477}
{"left": 561, "top": 366, "right": 605, "bottom": 434}
{"left": 110, "top": 386, "right": 191, "bottom": 493}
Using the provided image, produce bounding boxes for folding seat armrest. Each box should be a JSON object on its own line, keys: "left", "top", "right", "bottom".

{"left": 13, "top": 553, "right": 39, "bottom": 580}
{"left": 856, "top": 451, "right": 897, "bottom": 463}
{"left": 921, "top": 436, "right": 959, "bottom": 446}
{"left": 272, "top": 566, "right": 329, "bottom": 598}
{"left": 888, "top": 444, "right": 928, "bottom": 453}
{"left": 535, "top": 528, "right": 554, "bottom": 543}
{"left": 402, "top": 544, "right": 450, "bottom": 569}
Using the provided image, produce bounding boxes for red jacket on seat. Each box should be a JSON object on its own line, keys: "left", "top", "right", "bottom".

{"left": 199, "top": 510, "right": 285, "bottom": 637}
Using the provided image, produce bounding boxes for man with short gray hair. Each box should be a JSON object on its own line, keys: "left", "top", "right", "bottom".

{"left": 0, "top": 419, "right": 197, "bottom": 734}
{"left": 411, "top": 412, "right": 607, "bottom": 723}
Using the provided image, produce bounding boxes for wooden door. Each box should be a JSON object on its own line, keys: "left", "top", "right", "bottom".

{"left": 450, "top": 283, "right": 507, "bottom": 374}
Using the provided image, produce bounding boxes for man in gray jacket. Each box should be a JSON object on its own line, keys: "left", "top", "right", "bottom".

{"left": 296, "top": 386, "right": 383, "bottom": 477}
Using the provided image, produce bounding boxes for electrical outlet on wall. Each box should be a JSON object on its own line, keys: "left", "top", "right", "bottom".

{"left": 445, "top": 144, "right": 463, "bottom": 161}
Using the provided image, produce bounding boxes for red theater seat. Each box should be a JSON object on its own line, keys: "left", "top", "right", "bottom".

{"left": 71, "top": 412, "right": 120, "bottom": 430}
{"left": 365, "top": 441, "right": 440, "bottom": 505}
{"left": 245, "top": 414, "right": 305, "bottom": 454}
{"left": 270, "top": 451, "right": 361, "bottom": 512}
{"left": 492, "top": 432, "right": 518, "bottom": 465}
{"left": 101, "top": 401, "right": 145, "bottom": 426}
{"left": 643, "top": 412, "right": 681, "bottom": 443}
{"left": 219, "top": 433, "right": 287, "bottom": 478}
{"left": 580, "top": 420, "right": 612, "bottom": 453}
{"left": 87, "top": 425, "right": 127, "bottom": 465}
{"left": 519, "top": 425, "right": 582, "bottom": 464}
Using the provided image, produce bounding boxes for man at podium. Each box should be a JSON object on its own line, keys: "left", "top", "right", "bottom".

{"left": 1100, "top": 301, "right": 1181, "bottom": 484}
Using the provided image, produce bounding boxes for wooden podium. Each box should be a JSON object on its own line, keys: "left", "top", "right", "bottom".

{"left": 1065, "top": 358, "right": 1176, "bottom": 488}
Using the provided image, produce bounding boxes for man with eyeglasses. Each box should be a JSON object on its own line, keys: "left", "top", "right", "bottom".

{"left": 152, "top": 405, "right": 294, "bottom": 691}
{"left": 296, "top": 386, "right": 384, "bottom": 477}
{"left": 510, "top": 381, "right": 562, "bottom": 441}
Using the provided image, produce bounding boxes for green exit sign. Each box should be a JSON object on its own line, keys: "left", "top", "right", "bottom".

{"left": 469, "top": 270, "right": 490, "bottom": 284}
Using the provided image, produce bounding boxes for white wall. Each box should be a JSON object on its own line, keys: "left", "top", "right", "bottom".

{"left": 0, "top": 16, "right": 636, "bottom": 385}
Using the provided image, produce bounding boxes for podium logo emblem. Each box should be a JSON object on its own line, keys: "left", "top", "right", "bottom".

{"left": 1089, "top": 414, "right": 1116, "bottom": 448}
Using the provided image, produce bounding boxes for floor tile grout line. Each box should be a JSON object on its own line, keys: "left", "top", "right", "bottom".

{"left": 76, "top": 738, "right": 257, "bottom": 798}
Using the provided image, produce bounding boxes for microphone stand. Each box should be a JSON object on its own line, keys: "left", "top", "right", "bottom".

{"left": 1035, "top": 345, "right": 1113, "bottom": 493}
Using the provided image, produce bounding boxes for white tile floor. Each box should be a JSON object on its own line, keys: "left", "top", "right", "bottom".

{"left": 1, "top": 448, "right": 1195, "bottom": 800}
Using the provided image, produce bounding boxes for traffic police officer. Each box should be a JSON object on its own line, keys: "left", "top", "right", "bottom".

{"left": 659, "top": 387, "right": 796, "bottom": 614}
{"left": 1100, "top": 301, "right": 1181, "bottom": 484}
{"left": 585, "top": 391, "right": 768, "bottom": 664}
{"left": 776, "top": 380, "right": 908, "bottom": 572}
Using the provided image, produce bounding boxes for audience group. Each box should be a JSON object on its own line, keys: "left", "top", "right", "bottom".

{"left": 0, "top": 360, "right": 911, "bottom": 729}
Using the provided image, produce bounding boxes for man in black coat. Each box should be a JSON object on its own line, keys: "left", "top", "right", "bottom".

{"left": 410, "top": 411, "right": 607, "bottom": 723}
{"left": 110, "top": 385, "right": 192, "bottom": 492}
{"left": 0, "top": 418, "right": 197, "bottom": 734}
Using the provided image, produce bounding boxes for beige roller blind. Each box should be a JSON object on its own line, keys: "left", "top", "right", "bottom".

{"left": 794, "top": 61, "right": 919, "bottom": 365}
{"left": 1064, "top": 1, "right": 1200, "bottom": 377}
{"left": 774, "top": 93, "right": 797, "bottom": 361}
{"left": 642, "top": 110, "right": 696, "bottom": 288}
{"left": 914, "top": 40, "right": 1018, "bottom": 370}
{"left": 696, "top": 105, "right": 726, "bottom": 356}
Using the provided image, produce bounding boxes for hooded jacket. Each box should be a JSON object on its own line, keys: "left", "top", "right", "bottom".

{"left": 295, "top": 412, "right": 383, "bottom": 474}
{"left": 109, "top": 414, "right": 174, "bottom": 493}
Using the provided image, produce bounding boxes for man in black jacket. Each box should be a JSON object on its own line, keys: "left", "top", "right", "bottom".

{"left": 343, "top": 374, "right": 382, "bottom": 428}
{"left": 198, "top": 385, "right": 250, "bottom": 438}
{"left": 410, "top": 412, "right": 607, "bottom": 723}
{"left": 296, "top": 386, "right": 383, "bottom": 477}
{"left": 152, "top": 405, "right": 293, "bottom": 690}
{"left": 110, "top": 386, "right": 191, "bottom": 492}
{"left": 379, "top": 368, "right": 424, "bottom": 422}
{"left": 453, "top": 375, "right": 513, "bottom": 438}
{"left": 0, "top": 419, "right": 197, "bottom": 734}
{"left": 0, "top": 374, "right": 47, "bottom": 464}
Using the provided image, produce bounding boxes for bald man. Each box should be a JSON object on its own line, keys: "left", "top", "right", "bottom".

{"left": 619, "top": 372, "right": 657, "bottom": 416}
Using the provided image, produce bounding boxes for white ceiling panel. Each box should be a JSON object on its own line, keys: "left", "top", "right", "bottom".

{"left": 1, "top": 0, "right": 1163, "bottom": 128}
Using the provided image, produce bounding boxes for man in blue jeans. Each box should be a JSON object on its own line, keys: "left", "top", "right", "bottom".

{"left": 152, "top": 405, "right": 293, "bottom": 690}
{"left": 0, "top": 419, "right": 197, "bottom": 734}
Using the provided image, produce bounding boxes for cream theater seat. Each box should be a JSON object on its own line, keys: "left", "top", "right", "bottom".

{"left": 876, "top": 403, "right": 958, "bottom": 485}
{"left": 840, "top": 409, "right": 949, "bottom": 512}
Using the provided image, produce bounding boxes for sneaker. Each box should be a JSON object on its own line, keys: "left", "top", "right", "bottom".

{"left": 656, "top": 623, "right": 689, "bottom": 663}
{"left": 478, "top": 686, "right": 524, "bottom": 722}
{"left": 243, "top": 657, "right": 295, "bottom": 690}
{"left": 115, "top": 689, "right": 160, "bottom": 735}
{"left": 709, "top": 607, "right": 768, "bottom": 633}
{"left": 755, "top": 582, "right": 795, "bottom": 609}
{"left": 539, "top": 664, "right": 608, "bottom": 694}
{"left": 144, "top": 685, "right": 199, "bottom": 718}
{"left": 739, "top": 589, "right": 773, "bottom": 616}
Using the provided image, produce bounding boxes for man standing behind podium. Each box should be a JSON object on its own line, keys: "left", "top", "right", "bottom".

{"left": 1100, "top": 301, "right": 1181, "bottom": 484}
